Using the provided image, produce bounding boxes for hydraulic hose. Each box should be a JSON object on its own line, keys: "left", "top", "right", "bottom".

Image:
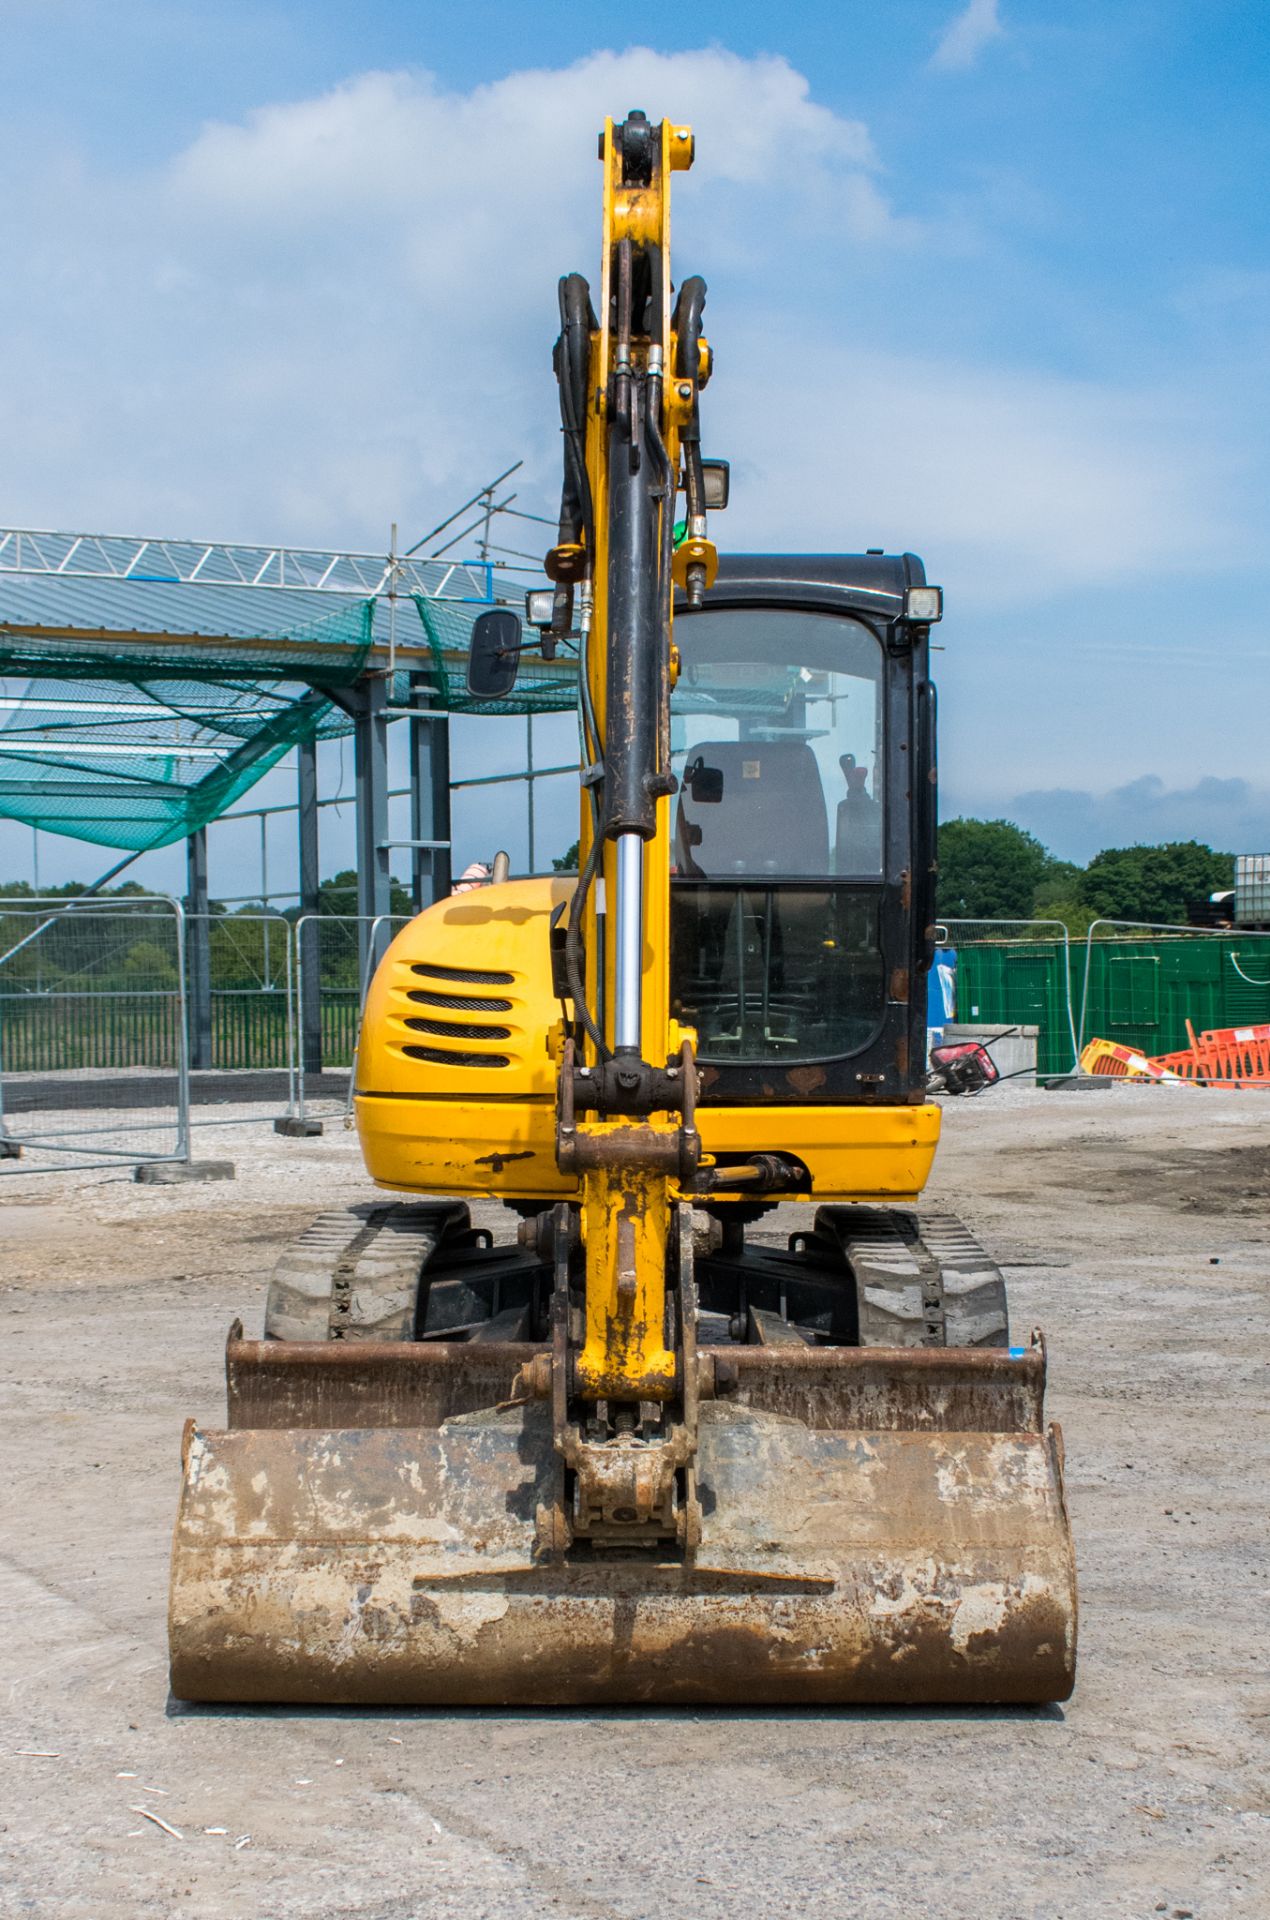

{"left": 643, "top": 373, "right": 676, "bottom": 786}
{"left": 555, "top": 274, "right": 595, "bottom": 546}
{"left": 552, "top": 273, "right": 597, "bottom": 633}
{"left": 672, "top": 277, "right": 708, "bottom": 526}
{"left": 672, "top": 276, "right": 707, "bottom": 380}
{"left": 564, "top": 824, "right": 610, "bottom": 1062}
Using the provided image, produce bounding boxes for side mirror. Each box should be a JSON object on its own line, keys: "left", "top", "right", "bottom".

{"left": 685, "top": 757, "right": 724, "bottom": 804}
{"left": 466, "top": 608, "right": 522, "bottom": 699}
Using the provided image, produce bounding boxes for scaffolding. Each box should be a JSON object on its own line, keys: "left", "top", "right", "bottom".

{"left": 0, "top": 487, "right": 580, "bottom": 1083}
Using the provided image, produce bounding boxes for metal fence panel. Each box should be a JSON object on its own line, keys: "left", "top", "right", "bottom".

{"left": 1078, "top": 920, "right": 1270, "bottom": 1055}
{"left": 936, "top": 919, "right": 1078, "bottom": 1076}
{"left": 0, "top": 896, "right": 188, "bottom": 1171}
{"left": 292, "top": 913, "right": 412, "bottom": 1123}
{"left": 205, "top": 911, "right": 294, "bottom": 1072}
{"left": 181, "top": 910, "right": 298, "bottom": 1128}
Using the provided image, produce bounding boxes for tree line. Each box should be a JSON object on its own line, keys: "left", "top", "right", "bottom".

{"left": 1, "top": 833, "right": 1239, "bottom": 954}
{"left": 0, "top": 872, "right": 414, "bottom": 917}
{"left": 0, "top": 872, "right": 416, "bottom": 993}
{"left": 936, "top": 820, "right": 1233, "bottom": 932}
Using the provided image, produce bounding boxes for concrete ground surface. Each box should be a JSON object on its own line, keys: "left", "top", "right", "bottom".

{"left": 1, "top": 1088, "right": 1267, "bottom": 1920}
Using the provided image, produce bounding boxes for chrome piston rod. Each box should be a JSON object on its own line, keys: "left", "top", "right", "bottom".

{"left": 613, "top": 830, "right": 643, "bottom": 1052}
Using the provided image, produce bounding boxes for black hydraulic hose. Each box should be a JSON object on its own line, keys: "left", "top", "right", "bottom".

{"left": 564, "top": 824, "right": 610, "bottom": 1062}
{"left": 672, "top": 276, "right": 708, "bottom": 522}
{"left": 614, "top": 238, "right": 634, "bottom": 446}
{"left": 643, "top": 383, "right": 676, "bottom": 784}
{"left": 681, "top": 418, "right": 705, "bottom": 524}
{"left": 645, "top": 240, "right": 664, "bottom": 348}
{"left": 673, "top": 276, "right": 707, "bottom": 379}
{"left": 554, "top": 274, "right": 596, "bottom": 558}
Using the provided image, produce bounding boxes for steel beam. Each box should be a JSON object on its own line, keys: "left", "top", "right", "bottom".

{"left": 353, "top": 676, "right": 392, "bottom": 984}
{"left": 297, "top": 735, "right": 322, "bottom": 1074}
{"left": 408, "top": 673, "right": 452, "bottom": 909}
{"left": 185, "top": 827, "right": 213, "bottom": 1072}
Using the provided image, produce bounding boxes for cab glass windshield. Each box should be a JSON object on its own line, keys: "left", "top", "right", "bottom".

{"left": 669, "top": 605, "right": 889, "bottom": 1063}
{"left": 670, "top": 606, "right": 883, "bottom": 878}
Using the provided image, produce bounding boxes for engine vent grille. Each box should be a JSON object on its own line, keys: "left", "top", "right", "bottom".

{"left": 411, "top": 962, "right": 515, "bottom": 986}
{"left": 405, "top": 1016, "right": 512, "bottom": 1041}
{"left": 407, "top": 989, "right": 513, "bottom": 1013}
{"left": 391, "top": 956, "right": 526, "bottom": 1075}
{"left": 403, "top": 1044, "right": 511, "bottom": 1069}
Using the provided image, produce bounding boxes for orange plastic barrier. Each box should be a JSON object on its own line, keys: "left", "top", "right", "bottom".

{"left": 1078, "top": 1038, "right": 1187, "bottom": 1082}
{"left": 1153, "top": 1021, "right": 1270, "bottom": 1086}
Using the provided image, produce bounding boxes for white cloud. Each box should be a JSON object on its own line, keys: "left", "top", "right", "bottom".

{"left": 1003, "top": 776, "right": 1270, "bottom": 864}
{"left": 0, "top": 43, "right": 1252, "bottom": 614}
{"left": 931, "top": 0, "right": 1005, "bottom": 73}
{"left": 0, "top": 48, "right": 906, "bottom": 546}
{"left": 717, "top": 323, "right": 1239, "bottom": 603}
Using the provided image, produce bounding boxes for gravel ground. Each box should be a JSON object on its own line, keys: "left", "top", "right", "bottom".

{"left": 1, "top": 1087, "right": 1267, "bottom": 1919}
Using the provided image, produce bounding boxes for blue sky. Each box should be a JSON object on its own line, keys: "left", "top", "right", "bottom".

{"left": 2, "top": 0, "right": 1269, "bottom": 890}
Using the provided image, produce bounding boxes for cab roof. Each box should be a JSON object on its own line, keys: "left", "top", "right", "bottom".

{"left": 699, "top": 551, "right": 929, "bottom": 621}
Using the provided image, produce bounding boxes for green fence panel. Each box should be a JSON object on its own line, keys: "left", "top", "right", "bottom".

{"left": 320, "top": 992, "right": 361, "bottom": 1068}
{"left": 1080, "top": 935, "right": 1270, "bottom": 1056}
{"left": 952, "top": 941, "right": 1075, "bottom": 1076}
{"left": 209, "top": 991, "right": 291, "bottom": 1071}
{"left": 948, "top": 931, "right": 1270, "bottom": 1076}
{"left": 0, "top": 992, "right": 182, "bottom": 1071}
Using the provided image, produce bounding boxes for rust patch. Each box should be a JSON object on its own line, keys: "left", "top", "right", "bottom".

{"left": 225, "top": 1333, "right": 540, "bottom": 1429}
{"left": 786, "top": 1065, "right": 827, "bottom": 1096}
{"left": 474, "top": 1148, "right": 535, "bottom": 1172}
{"left": 889, "top": 968, "right": 910, "bottom": 1004}
{"left": 711, "top": 1343, "right": 1046, "bottom": 1432}
{"left": 962, "top": 1590, "right": 1076, "bottom": 1703}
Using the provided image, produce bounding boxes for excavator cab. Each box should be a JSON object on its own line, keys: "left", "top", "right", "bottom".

{"left": 671, "top": 559, "right": 934, "bottom": 1099}
{"left": 168, "top": 111, "right": 1076, "bottom": 1708}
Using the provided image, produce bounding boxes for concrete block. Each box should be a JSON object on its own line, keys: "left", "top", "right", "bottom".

{"left": 1043, "top": 1074, "right": 1117, "bottom": 1092}
{"left": 273, "top": 1116, "right": 324, "bottom": 1138}
{"left": 134, "top": 1159, "right": 236, "bottom": 1184}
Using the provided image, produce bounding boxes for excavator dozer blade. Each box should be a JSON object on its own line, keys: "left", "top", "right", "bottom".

{"left": 169, "top": 1334, "right": 1076, "bottom": 1707}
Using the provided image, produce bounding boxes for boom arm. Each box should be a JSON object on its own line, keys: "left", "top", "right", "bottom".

{"left": 543, "top": 111, "right": 717, "bottom": 1536}
{"left": 550, "top": 110, "right": 713, "bottom": 1082}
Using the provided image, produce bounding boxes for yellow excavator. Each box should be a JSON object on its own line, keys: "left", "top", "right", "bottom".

{"left": 169, "top": 112, "right": 1077, "bottom": 1705}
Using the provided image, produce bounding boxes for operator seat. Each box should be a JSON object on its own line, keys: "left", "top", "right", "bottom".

{"left": 674, "top": 739, "right": 830, "bottom": 877}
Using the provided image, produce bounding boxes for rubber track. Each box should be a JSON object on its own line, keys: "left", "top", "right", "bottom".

{"left": 814, "top": 1206, "right": 1009, "bottom": 1349}
{"left": 263, "top": 1201, "right": 469, "bottom": 1343}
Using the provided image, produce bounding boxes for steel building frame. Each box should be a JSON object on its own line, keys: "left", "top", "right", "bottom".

{"left": 0, "top": 496, "right": 576, "bottom": 1079}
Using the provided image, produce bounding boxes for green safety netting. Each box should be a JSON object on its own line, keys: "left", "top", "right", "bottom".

{"left": 0, "top": 674, "right": 353, "bottom": 852}
{"left": 0, "top": 569, "right": 578, "bottom": 853}
{"left": 0, "top": 576, "right": 376, "bottom": 683}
